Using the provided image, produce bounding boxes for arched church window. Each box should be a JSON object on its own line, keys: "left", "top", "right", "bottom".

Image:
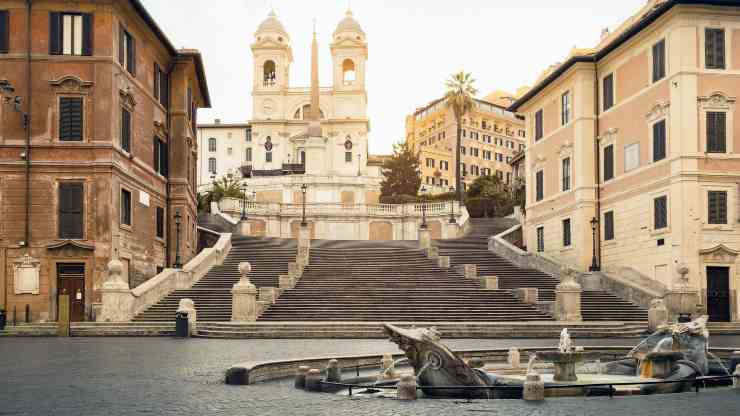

{"left": 342, "top": 59, "right": 356, "bottom": 85}
{"left": 263, "top": 60, "right": 276, "bottom": 86}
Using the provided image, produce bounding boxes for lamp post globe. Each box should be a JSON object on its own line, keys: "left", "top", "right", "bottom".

{"left": 449, "top": 186, "right": 456, "bottom": 224}
{"left": 173, "top": 210, "right": 183, "bottom": 269}
{"left": 589, "top": 216, "right": 600, "bottom": 271}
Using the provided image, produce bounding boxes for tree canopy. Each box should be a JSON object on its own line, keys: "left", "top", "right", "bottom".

{"left": 380, "top": 141, "right": 421, "bottom": 198}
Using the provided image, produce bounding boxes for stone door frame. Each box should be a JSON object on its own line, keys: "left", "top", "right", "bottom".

{"left": 699, "top": 244, "right": 738, "bottom": 322}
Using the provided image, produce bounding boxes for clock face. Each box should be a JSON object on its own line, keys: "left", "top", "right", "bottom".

{"left": 262, "top": 99, "right": 275, "bottom": 114}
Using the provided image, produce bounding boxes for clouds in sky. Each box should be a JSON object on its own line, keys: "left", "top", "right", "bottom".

{"left": 141, "top": 0, "right": 646, "bottom": 154}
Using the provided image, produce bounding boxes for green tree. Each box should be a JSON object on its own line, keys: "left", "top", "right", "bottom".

{"left": 467, "top": 175, "right": 505, "bottom": 198}
{"left": 380, "top": 141, "right": 421, "bottom": 198}
{"left": 466, "top": 175, "right": 513, "bottom": 217}
{"left": 444, "top": 71, "right": 478, "bottom": 203}
{"left": 198, "top": 176, "right": 244, "bottom": 213}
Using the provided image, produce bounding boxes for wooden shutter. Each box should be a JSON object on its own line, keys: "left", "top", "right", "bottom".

{"left": 59, "top": 97, "right": 83, "bottom": 141}
{"left": 536, "top": 170, "right": 543, "bottom": 201}
{"left": 156, "top": 207, "right": 164, "bottom": 238}
{"left": 603, "top": 74, "right": 614, "bottom": 110}
{"left": 128, "top": 35, "right": 136, "bottom": 75}
{"left": 160, "top": 72, "right": 169, "bottom": 108}
{"left": 0, "top": 10, "right": 8, "bottom": 54}
{"left": 654, "top": 196, "right": 667, "bottom": 229}
{"left": 604, "top": 145, "right": 614, "bottom": 181}
{"left": 706, "top": 28, "right": 725, "bottom": 69}
{"left": 121, "top": 189, "right": 131, "bottom": 225}
{"left": 153, "top": 137, "right": 160, "bottom": 173}
{"left": 563, "top": 219, "right": 571, "bottom": 246}
{"left": 82, "top": 13, "right": 93, "bottom": 56}
{"left": 707, "top": 112, "right": 726, "bottom": 152}
{"left": 653, "top": 120, "right": 666, "bottom": 161}
{"left": 604, "top": 211, "right": 614, "bottom": 241}
{"left": 153, "top": 64, "right": 160, "bottom": 100}
{"left": 162, "top": 141, "right": 168, "bottom": 176}
{"left": 652, "top": 40, "right": 665, "bottom": 82}
{"left": 118, "top": 24, "right": 125, "bottom": 64}
{"left": 50, "top": 12, "right": 62, "bottom": 55}
{"left": 121, "top": 108, "right": 131, "bottom": 152}
{"left": 59, "top": 183, "right": 84, "bottom": 239}
{"left": 708, "top": 191, "right": 727, "bottom": 224}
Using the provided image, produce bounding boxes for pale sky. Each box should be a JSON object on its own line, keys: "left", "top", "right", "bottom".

{"left": 141, "top": 0, "right": 646, "bottom": 154}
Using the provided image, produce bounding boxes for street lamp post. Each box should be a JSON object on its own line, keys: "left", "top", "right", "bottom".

{"left": 420, "top": 186, "right": 428, "bottom": 230}
{"left": 240, "top": 182, "right": 248, "bottom": 221}
{"left": 357, "top": 153, "right": 361, "bottom": 176}
{"left": 448, "top": 186, "right": 456, "bottom": 224}
{"left": 300, "top": 183, "right": 308, "bottom": 227}
{"left": 173, "top": 210, "right": 183, "bottom": 269}
{"left": 589, "top": 217, "right": 600, "bottom": 272}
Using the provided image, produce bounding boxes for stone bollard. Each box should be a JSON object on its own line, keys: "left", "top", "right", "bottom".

{"left": 279, "top": 275, "right": 295, "bottom": 290}
{"left": 554, "top": 267, "right": 582, "bottom": 321}
{"left": 426, "top": 246, "right": 439, "bottom": 259}
{"left": 294, "top": 365, "right": 310, "bottom": 389}
{"left": 480, "top": 276, "right": 499, "bottom": 290}
{"left": 239, "top": 220, "right": 251, "bottom": 236}
{"left": 259, "top": 287, "right": 280, "bottom": 304}
{"left": 326, "top": 359, "right": 341, "bottom": 383}
{"left": 523, "top": 373, "right": 545, "bottom": 401}
{"left": 648, "top": 298, "right": 669, "bottom": 332}
{"left": 232, "top": 262, "right": 258, "bottom": 322}
{"left": 380, "top": 353, "right": 396, "bottom": 379}
{"left": 256, "top": 300, "right": 270, "bottom": 317}
{"left": 418, "top": 228, "right": 431, "bottom": 250}
{"left": 734, "top": 367, "right": 740, "bottom": 390}
{"left": 438, "top": 256, "right": 450, "bottom": 269}
{"left": 304, "top": 368, "right": 322, "bottom": 392}
{"left": 463, "top": 264, "right": 477, "bottom": 279}
{"left": 397, "top": 374, "right": 417, "bottom": 400}
{"left": 298, "top": 225, "right": 311, "bottom": 248}
{"left": 514, "top": 288, "right": 539, "bottom": 304}
{"left": 508, "top": 348, "right": 521, "bottom": 369}
{"left": 98, "top": 257, "right": 134, "bottom": 322}
{"left": 297, "top": 246, "right": 310, "bottom": 267}
{"left": 177, "top": 298, "right": 197, "bottom": 336}
{"left": 288, "top": 262, "right": 302, "bottom": 278}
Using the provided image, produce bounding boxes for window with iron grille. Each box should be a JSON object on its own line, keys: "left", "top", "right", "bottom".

{"left": 603, "top": 144, "right": 614, "bottom": 181}
{"left": 604, "top": 211, "right": 615, "bottom": 241}
{"left": 652, "top": 39, "right": 666, "bottom": 82}
{"left": 561, "top": 91, "right": 571, "bottom": 125}
{"left": 534, "top": 109, "right": 543, "bottom": 141}
{"left": 708, "top": 190, "right": 727, "bottom": 224}
{"left": 705, "top": 28, "right": 725, "bottom": 70}
{"left": 653, "top": 120, "right": 666, "bottom": 162}
{"left": 208, "top": 157, "right": 216, "bottom": 173}
{"left": 0, "top": 10, "right": 9, "bottom": 54}
{"left": 208, "top": 137, "right": 216, "bottom": 152}
{"left": 153, "top": 137, "right": 168, "bottom": 176}
{"left": 603, "top": 73, "right": 614, "bottom": 111}
{"left": 245, "top": 147, "right": 252, "bottom": 162}
{"left": 59, "top": 97, "right": 83, "bottom": 141}
{"left": 536, "top": 170, "right": 544, "bottom": 201}
{"left": 120, "top": 107, "right": 131, "bottom": 152}
{"left": 537, "top": 226, "right": 544, "bottom": 252}
{"left": 345, "top": 152, "right": 352, "bottom": 163}
{"left": 654, "top": 195, "right": 668, "bottom": 230}
{"left": 265, "top": 151, "right": 272, "bottom": 163}
{"left": 562, "top": 157, "right": 571, "bottom": 191}
{"left": 706, "top": 112, "right": 726, "bottom": 153}
{"left": 156, "top": 206, "right": 165, "bottom": 239}
{"left": 562, "top": 219, "right": 571, "bottom": 247}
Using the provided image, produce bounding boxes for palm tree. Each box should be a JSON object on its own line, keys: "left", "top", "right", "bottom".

{"left": 444, "top": 71, "right": 478, "bottom": 203}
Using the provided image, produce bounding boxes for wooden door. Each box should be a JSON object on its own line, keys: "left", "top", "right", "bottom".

{"left": 57, "top": 264, "right": 85, "bottom": 322}
{"left": 707, "top": 266, "right": 730, "bottom": 322}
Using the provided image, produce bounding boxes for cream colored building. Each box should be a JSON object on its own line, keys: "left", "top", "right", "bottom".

{"left": 406, "top": 96, "right": 526, "bottom": 194}
{"left": 196, "top": 120, "right": 252, "bottom": 187}
{"left": 510, "top": 0, "right": 740, "bottom": 322}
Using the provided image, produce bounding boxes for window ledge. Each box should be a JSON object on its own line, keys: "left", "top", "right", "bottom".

{"left": 650, "top": 227, "right": 670, "bottom": 237}
{"left": 155, "top": 237, "right": 166, "bottom": 245}
{"left": 119, "top": 224, "right": 133, "bottom": 233}
{"left": 702, "top": 224, "right": 733, "bottom": 232}
{"left": 603, "top": 240, "right": 618, "bottom": 248}
{"left": 560, "top": 246, "right": 574, "bottom": 253}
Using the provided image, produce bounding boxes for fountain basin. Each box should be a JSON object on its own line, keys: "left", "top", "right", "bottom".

{"left": 536, "top": 351, "right": 601, "bottom": 382}
{"left": 493, "top": 373, "right": 661, "bottom": 397}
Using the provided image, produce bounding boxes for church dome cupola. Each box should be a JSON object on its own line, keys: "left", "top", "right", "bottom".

{"left": 333, "top": 9, "right": 365, "bottom": 41}
{"left": 256, "top": 10, "right": 290, "bottom": 42}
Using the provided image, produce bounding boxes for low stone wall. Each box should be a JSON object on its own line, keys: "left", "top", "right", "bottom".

{"left": 490, "top": 224, "right": 563, "bottom": 279}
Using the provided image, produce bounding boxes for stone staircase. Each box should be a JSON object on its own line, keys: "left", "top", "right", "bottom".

{"left": 133, "top": 236, "right": 296, "bottom": 322}
{"left": 436, "top": 218, "right": 648, "bottom": 322}
{"left": 258, "top": 242, "right": 553, "bottom": 322}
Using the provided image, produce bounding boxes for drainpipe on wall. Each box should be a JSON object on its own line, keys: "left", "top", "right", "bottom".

{"left": 593, "top": 59, "right": 602, "bottom": 271}
{"left": 23, "top": 0, "right": 32, "bottom": 249}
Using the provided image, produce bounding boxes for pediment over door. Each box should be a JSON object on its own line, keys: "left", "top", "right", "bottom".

{"left": 699, "top": 244, "right": 739, "bottom": 264}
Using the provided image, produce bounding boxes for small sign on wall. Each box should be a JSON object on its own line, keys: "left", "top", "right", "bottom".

{"left": 13, "top": 254, "right": 40, "bottom": 295}
{"left": 139, "top": 190, "right": 150, "bottom": 207}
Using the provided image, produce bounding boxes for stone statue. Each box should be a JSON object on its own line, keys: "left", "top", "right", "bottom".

{"left": 508, "top": 347, "right": 520, "bottom": 369}
{"left": 558, "top": 328, "right": 573, "bottom": 353}
{"left": 526, "top": 353, "right": 538, "bottom": 375}
{"left": 383, "top": 323, "right": 493, "bottom": 398}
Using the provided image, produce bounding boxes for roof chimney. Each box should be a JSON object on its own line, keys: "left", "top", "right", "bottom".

{"left": 601, "top": 27, "right": 610, "bottom": 40}
{"left": 214, "top": 118, "right": 221, "bottom": 124}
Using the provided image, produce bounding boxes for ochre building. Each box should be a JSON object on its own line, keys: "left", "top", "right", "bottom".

{"left": 0, "top": 0, "right": 210, "bottom": 322}
{"left": 510, "top": 0, "right": 740, "bottom": 322}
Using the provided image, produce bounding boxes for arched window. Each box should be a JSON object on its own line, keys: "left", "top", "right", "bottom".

{"left": 293, "top": 104, "right": 325, "bottom": 120}
{"left": 263, "top": 60, "right": 276, "bottom": 86}
{"left": 342, "top": 59, "right": 356, "bottom": 85}
{"left": 208, "top": 137, "right": 216, "bottom": 152}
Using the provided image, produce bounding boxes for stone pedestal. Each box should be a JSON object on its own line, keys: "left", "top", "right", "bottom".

{"left": 297, "top": 246, "right": 310, "bottom": 267}
{"left": 664, "top": 289, "right": 701, "bottom": 320}
{"left": 463, "top": 264, "right": 477, "bottom": 279}
{"left": 579, "top": 273, "right": 603, "bottom": 291}
{"left": 98, "top": 258, "right": 135, "bottom": 322}
{"left": 259, "top": 287, "right": 280, "bottom": 304}
{"left": 514, "top": 288, "right": 539, "bottom": 304}
{"left": 397, "top": 374, "right": 417, "bottom": 400}
{"left": 288, "top": 262, "right": 302, "bottom": 278}
{"left": 279, "top": 275, "right": 295, "bottom": 289}
{"left": 176, "top": 298, "right": 197, "bottom": 336}
{"left": 508, "top": 348, "right": 520, "bottom": 369}
{"left": 447, "top": 223, "right": 460, "bottom": 239}
{"left": 58, "top": 295, "right": 70, "bottom": 337}
{"left": 522, "top": 373, "right": 544, "bottom": 401}
{"left": 426, "top": 246, "right": 439, "bottom": 259}
{"left": 239, "top": 220, "right": 251, "bottom": 236}
{"left": 438, "top": 256, "right": 450, "bottom": 269}
{"left": 232, "top": 262, "right": 258, "bottom": 322}
{"left": 648, "top": 298, "right": 669, "bottom": 332}
{"left": 554, "top": 267, "right": 582, "bottom": 322}
{"left": 480, "top": 276, "right": 499, "bottom": 290}
{"left": 305, "top": 368, "right": 322, "bottom": 392}
{"left": 295, "top": 365, "right": 310, "bottom": 389}
{"left": 326, "top": 359, "right": 341, "bottom": 383}
{"left": 256, "top": 300, "right": 270, "bottom": 317}
{"left": 298, "top": 225, "right": 311, "bottom": 248}
{"left": 380, "top": 353, "right": 396, "bottom": 379}
{"left": 418, "top": 228, "right": 431, "bottom": 250}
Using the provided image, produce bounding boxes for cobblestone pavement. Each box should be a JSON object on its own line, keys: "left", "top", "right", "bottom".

{"left": 1, "top": 337, "right": 739, "bottom": 416}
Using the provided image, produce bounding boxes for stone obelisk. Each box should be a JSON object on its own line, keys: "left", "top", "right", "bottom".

{"left": 304, "top": 22, "right": 326, "bottom": 174}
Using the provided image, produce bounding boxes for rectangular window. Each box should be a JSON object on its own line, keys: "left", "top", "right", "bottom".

{"left": 536, "top": 226, "right": 544, "bottom": 252}
{"left": 0, "top": 10, "right": 9, "bottom": 54}
{"left": 59, "top": 97, "right": 83, "bottom": 141}
{"left": 345, "top": 152, "right": 352, "bottom": 163}
{"left": 603, "top": 144, "right": 614, "bottom": 181}
{"left": 706, "top": 112, "right": 727, "bottom": 153}
{"left": 156, "top": 206, "right": 165, "bottom": 239}
{"left": 624, "top": 143, "right": 640, "bottom": 172}
{"left": 708, "top": 190, "right": 728, "bottom": 225}
{"left": 603, "top": 73, "right": 614, "bottom": 111}
{"left": 534, "top": 109, "right": 543, "bottom": 141}
{"left": 121, "top": 108, "right": 131, "bottom": 152}
{"left": 245, "top": 147, "right": 252, "bottom": 162}
{"left": 535, "top": 170, "right": 544, "bottom": 201}
{"left": 58, "top": 182, "right": 84, "bottom": 239}
{"left": 654, "top": 195, "right": 668, "bottom": 230}
{"left": 153, "top": 138, "right": 168, "bottom": 176}
{"left": 50, "top": 12, "right": 92, "bottom": 56}
{"left": 562, "top": 157, "right": 571, "bottom": 191}
{"left": 562, "top": 219, "right": 571, "bottom": 247}
{"left": 208, "top": 157, "right": 216, "bottom": 173}
{"left": 118, "top": 25, "right": 136, "bottom": 75}
{"left": 245, "top": 126, "right": 252, "bottom": 142}
{"left": 265, "top": 151, "right": 272, "bottom": 163}
{"left": 652, "top": 39, "right": 666, "bottom": 82}
{"left": 705, "top": 28, "right": 725, "bottom": 70}
{"left": 653, "top": 120, "right": 666, "bottom": 162}
{"left": 604, "top": 211, "right": 615, "bottom": 241}
{"left": 561, "top": 91, "right": 571, "bottom": 125}
{"left": 120, "top": 188, "right": 132, "bottom": 226}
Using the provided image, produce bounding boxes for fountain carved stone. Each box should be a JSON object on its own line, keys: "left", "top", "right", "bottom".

{"left": 535, "top": 328, "right": 597, "bottom": 382}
